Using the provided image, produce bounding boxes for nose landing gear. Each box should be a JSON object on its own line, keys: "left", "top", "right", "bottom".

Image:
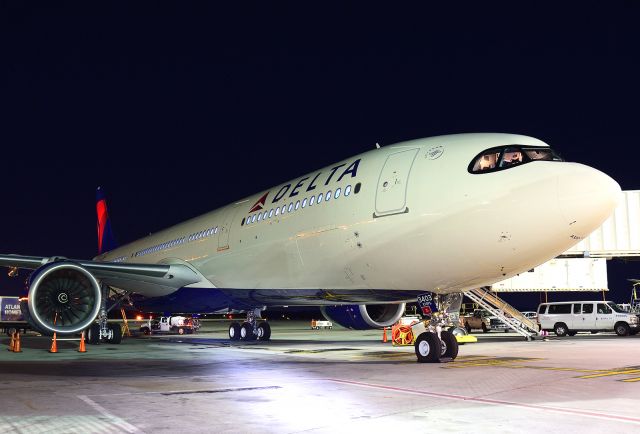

{"left": 413, "top": 293, "right": 461, "bottom": 363}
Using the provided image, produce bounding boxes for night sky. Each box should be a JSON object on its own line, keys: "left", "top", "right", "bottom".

{"left": 2, "top": 2, "right": 640, "bottom": 309}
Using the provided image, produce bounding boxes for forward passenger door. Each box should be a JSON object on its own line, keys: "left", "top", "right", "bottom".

{"left": 374, "top": 148, "right": 419, "bottom": 217}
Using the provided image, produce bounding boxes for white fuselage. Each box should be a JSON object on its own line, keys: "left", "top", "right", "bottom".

{"left": 97, "top": 133, "right": 620, "bottom": 304}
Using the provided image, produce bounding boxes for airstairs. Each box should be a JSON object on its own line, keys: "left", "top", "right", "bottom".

{"left": 464, "top": 287, "right": 540, "bottom": 340}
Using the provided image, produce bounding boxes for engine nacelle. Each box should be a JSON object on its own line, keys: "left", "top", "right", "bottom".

{"left": 320, "top": 303, "right": 405, "bottom": 330}
{"left": 24, "top": 262, "right": 102, "bottom": 335}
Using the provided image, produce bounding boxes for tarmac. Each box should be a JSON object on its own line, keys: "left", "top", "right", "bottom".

{"left": 1, "top": 320, "right": 639, "bottom": 433}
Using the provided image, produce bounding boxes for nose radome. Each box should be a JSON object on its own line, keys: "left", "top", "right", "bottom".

{"left": 557, "top": 164, "right": 622, "bottom": 237}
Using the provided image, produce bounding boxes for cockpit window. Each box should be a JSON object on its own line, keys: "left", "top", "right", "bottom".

{"left": 471, "top": 151, "right": 501, "bottom": 172}
{"left": 469, "top": 145, "right": 563, "bottom": 174}
{"left": 523, "top": 147, "right": 563, "bottom": 162}
{"left": 499, "top": 147, "right": 523, "bottom": 168}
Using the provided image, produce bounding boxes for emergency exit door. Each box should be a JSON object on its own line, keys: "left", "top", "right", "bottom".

{"left": 374, "top": 148, "right": 419, "bottom": 217}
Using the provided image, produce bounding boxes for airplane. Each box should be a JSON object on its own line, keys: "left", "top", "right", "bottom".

{"left": 0, "top": 133, "right": 621, "bottom": 362}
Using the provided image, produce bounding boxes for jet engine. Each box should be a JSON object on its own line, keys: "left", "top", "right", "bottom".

{"left": 23, "top": 262, "right": 102, "bottom": 335}
{"left": 320, "top": 303, "right": 405, "bottom": 330}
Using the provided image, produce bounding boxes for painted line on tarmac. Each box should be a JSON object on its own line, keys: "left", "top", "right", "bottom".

{"left": 76, "top": 395, "right": 141, "bottom": 433}
{"left": 327, "top": 378, "right": 640, "bottom": 425}
{"left": 440, "top": 357, "right": 640, "bottom": 381}
{"left": 578, "top": 369, "right": 640, "bottom": 379}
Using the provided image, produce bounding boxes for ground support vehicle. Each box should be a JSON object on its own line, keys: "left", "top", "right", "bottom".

{"left": 139, "top": 316, "right": 196, "bottom": 335}
{"left": 462, "top": 309, "right": 491, "bottom": 333}
{"left": 310, "top": 319, "right": 332, "bottom": 329}
{"left": 1, "top": 296, "right": 29, "bottom": 335}
{"left": 538, "top": 301, "right": 639, "bottom": 336}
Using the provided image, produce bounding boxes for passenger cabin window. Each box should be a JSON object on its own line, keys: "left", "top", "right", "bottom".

{"left": 582, "top": 304, "right": 593, "bottom": 314}
{"left": 469, "top": 145, "right": 563, "bottom": 174}
{"left": 573, "top": 304, "right": 581, "bottom": 314}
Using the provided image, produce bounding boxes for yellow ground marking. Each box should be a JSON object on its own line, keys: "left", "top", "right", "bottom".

{"left": 440, "top": 356, "right": 640, "bottom": 382}
{"left": 442, "top": 357, "right": 544, "bottom": 368}
{"left": 577, "top": 369, "right": 640, "bottom": 379}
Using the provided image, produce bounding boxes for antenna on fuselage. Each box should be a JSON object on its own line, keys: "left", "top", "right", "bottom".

{"left": 375, "top": 142, "right": 381, "bottom": 149}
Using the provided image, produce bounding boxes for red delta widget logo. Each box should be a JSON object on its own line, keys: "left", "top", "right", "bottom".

{"left": 247, "top": 159, "right": 361, "bottom": 212}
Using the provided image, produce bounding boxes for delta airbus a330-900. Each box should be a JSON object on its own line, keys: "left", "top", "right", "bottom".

{"left": 0, "top": 133, "right": 621, "bottom": 362}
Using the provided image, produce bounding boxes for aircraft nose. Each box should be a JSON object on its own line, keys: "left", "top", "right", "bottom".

{"left": 557, "top": 164, "right": 621, "bottom": 237}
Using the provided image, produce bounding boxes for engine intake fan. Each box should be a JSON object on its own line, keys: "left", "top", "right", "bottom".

{"left": 26, "top": 262, "right": 102, "bottom": 334}
{"left": 320, "top": 303, "right": 405, "bottom": 330}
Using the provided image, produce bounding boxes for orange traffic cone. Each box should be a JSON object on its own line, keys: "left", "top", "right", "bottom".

{"left": 49, "top": 333, "right": 58, "bottom": 353}
{"left": 8, "top": 332, "right": 15, "bottom": 351}
{"left": 382, "top": 327, "right": 388, "bottom": 343}
{"left": 13, "top": 333, "right": 22, "bottom": 353}
{"left": 78, "top": 331, "right": 87, "bottom": 353}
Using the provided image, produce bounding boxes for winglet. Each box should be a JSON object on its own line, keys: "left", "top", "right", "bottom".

{"left": 96, "top": 187, "right": 118, "bottom": 254}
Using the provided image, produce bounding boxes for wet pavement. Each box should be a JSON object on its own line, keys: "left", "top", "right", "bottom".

{"left": 1, "top": 320, "right": 639, "bottom": 433}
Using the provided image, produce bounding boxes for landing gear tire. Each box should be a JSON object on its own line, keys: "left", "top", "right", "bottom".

{"left": 414, "top": 332, "right": 442, "bottom": 363}
{"left": 228, "top": 322, "right": 241, "bottom": 341}
{"left": 615, "top": 322, "right": 630, "bottom": 337}
{"left": 240, "top": 322, "right": 256, "bottom": 341}
{"left": 256, "top": 321, "right": 271, "bottom": 341}
{"left": 87, "top": 323, "right": 101, "bottom": 345}
{"left": 554, "top": 323, "right": 568, "bottom": 337}
{"left": 106, "top": 325, "right": 122, "bottom": 344}
{"left": 439, "top": 330, "right": 459, "bottom": 360}
{"left": 567, "top": 331, "right": 577, "bottom": 337}
{"left": 481, "top": 323, "right": 488, "bottom": 333}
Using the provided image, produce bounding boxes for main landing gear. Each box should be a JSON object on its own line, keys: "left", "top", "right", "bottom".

{"left": 86, "top": 284, "right": 124, "bottom": 345}
{"left": 228, "top": 308, "right": 271, "bottom": 342}
{"left": 412, "top": 293, "right": 461, "bottom": 363}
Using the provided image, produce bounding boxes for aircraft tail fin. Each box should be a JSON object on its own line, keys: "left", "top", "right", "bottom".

{"left": 96, "top": 187, "right": 118, "bottom": 254}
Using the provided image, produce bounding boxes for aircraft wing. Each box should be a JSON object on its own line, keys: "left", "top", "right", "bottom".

{"left": 0, "top": 254, "right": 202, "bottom": 295}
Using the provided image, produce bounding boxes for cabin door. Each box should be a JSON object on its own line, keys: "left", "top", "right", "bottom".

{"left": 218, "top": 204, "right": 241, "bottom": 251}
{"left": 374, "top": 148, "right": 419, "bottom": 217}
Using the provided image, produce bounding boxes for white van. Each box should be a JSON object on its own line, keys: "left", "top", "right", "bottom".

{"left": 537, "top": 301, "right": 639, "bottom": 336}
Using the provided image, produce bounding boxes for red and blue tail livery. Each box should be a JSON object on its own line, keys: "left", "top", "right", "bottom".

{"left": 96, "top": 187, "right": 118, "bottom": 254}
